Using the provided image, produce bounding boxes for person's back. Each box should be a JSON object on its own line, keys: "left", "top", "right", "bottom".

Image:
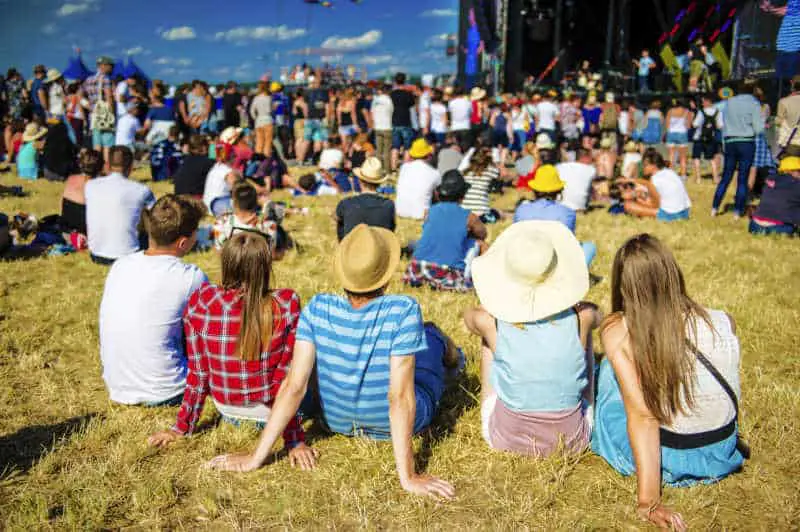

{"left": 297, "top": 293, "right": 431, "bottom": 437}
{"left": 557, "top": 160, "right": 596, "bottom": 211}
{"left": 723, "top": 94, "right": 763, "bottom": 138}
{"left": 371, "top": 93, "right": 393, "bottom": 131}
{"left": 651, "top": 167, "right": 691, "bottom": 215}
{"left": 448, "top": 96, "right": 471, "bottom": 131}
{"left": 173, "top": 154, "right": 214, "bottom": 196}
{"left": 395, "top": 159, "right": 441, "bottom": 219}
{"left": 752, "top": 171, "right": 800, "bottom": 228}
{"left": 336, "top": 193, "right": 395, "bottom": 241}
{"left": 413, "top": 202, "right": 471, "bottom": 269}
{"left": 85, "top": 148, "right": 155, "bottom": 261}
{"left": 437, "top": 147, "right": 463, "bottom": 174}
{"left": 514, "top": 198, "right": 576, "bottom": 233}
{"left": 462, "top": 165, "right": 499, "bottom": 216}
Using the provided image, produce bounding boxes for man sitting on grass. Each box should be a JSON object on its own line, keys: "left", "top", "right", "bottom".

{"left": 206, "top": 224, "right": 459, "bottom": 501}
{"left": 99, "top": 195, "right": 208, "bottom": 406}
{"left": 335, "top": 157, "right": 395, "bottom": 241}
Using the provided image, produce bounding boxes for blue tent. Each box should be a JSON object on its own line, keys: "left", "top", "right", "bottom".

{"left": 111, "top": 61, "right": 126, "bottom": 80}
{"left": 62, "top": 54, "right": 93, "bottom": 82}
{"left": 123, "top": 57, "right": 151, "bottom": 87}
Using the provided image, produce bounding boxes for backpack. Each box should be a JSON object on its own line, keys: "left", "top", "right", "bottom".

{"left": 600, "top": 104, "right": 618, "bottom": 130}
{"left": 700, "top": 109, "right": 718, "bottom": 144}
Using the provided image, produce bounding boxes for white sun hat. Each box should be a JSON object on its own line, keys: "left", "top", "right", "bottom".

{"left": 471, "top": 221, "right": 589, "bottom": 324}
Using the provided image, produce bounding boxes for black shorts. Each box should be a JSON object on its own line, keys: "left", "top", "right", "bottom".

{"left": 692, "top": 140, "right": 720, "bottom": 160}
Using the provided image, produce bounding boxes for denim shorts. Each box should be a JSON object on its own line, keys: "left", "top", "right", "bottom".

{"left": 392, "top": 126, "right": 415, "bottom": 150}
{"left": 666, "top": 131, "right": 689, "bottom": 146}
{"left": 749, "top": 219, "right": 797, "bottom": 236}
{"left": 338, "top": 125, "right": 358, "bottom": 137}
{"left": 303, "top": 119, "right": 329, "bottom": 142}
{"left": 92, "top": 130, "right": 115, "bottom": 148}
{"left": 657, "top": 208, "right": 690, "bottom": 222}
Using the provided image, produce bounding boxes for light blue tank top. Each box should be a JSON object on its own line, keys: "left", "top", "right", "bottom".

{"left": 492, "top": 309, "right": 588, "bottom": 412}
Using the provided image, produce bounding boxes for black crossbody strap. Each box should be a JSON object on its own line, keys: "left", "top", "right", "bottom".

{"left": 689, "top": 343, "right": 738, "bottom": 417}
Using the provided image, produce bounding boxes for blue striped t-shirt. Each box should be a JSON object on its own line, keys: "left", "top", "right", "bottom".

{"left": 296, "top": 294, "right": 428, "bottom": 439}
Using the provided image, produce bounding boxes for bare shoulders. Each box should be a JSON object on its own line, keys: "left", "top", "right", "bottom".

{"left": 600, "top": 315, "right": 631, "bottom": 360}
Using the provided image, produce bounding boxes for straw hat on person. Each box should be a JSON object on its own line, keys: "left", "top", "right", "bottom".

{"left": 353, "top": 157, "right": 386, "bottom": 184}
{"left": 529, "top": 164, "right": 564, "bottom": 193}
{"left": 624, "top": 140, "right": 638, "bottom": 152}
{"left": 470, "top": 87, "right": 487, "bottom": 101}
{"left": 535, "top": 133, "right": 554, "bottom": 150}
{"left": 46, "top": 68, "right": 63, "bottom": 83}
{"left": 471, "top": 221, "right": 589, "bottom": 323}
{"left": 599, "top": 136, "right": 613, "bottom": 149}
{"left": 408, "top": 138, "right": 433, "bottom": 159}
{"left": 220, "top": 126, "right": 243, "bottom": 145}
{"left": 22, "top": 123, "right": 48, "bottom": 142}
{"left": 779, "top": 156, "right": 800, "bottom": 173}
{"left": 334, "top": 224, "right": 401, "bottom": 294}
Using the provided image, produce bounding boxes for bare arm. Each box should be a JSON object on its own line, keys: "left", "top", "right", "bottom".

{"left": 467, "top": 212, "right": 488, "bottom": 241}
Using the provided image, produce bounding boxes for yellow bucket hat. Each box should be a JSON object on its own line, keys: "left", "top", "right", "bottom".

{"left": 408, "top": 138, "right": 433, "bottom": 159}
{"left": 779, "top": 156, "right": 800, "bottom": 173}
{"left": 529, "top": 164, "right": 565, "bottom": 193}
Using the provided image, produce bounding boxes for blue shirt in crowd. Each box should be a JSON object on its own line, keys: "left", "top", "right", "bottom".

{"left": 514, "top": 198, "right": 577, "bottom": 233}
{"left": 638, "top": 56, "right": 655, "bottom": 77}
{"left": 413, "top": 202, "right": 472, "bottom": 269}
{"left": 722, "top": 94, "right": 764, "bottom": 139}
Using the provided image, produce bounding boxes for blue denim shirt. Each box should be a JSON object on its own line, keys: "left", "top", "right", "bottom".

{"left": 722, "top": 94, "right": 764, "bottom": 139}
{"left": 513, "top": 198, "right": 577, "bottom": 233}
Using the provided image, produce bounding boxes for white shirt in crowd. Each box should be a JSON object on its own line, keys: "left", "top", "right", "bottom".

{"left": 511, "top": 107, "right": 529, "bottom": 131}
{"left": 48, "top": 83, "right": 65, "bottom": 117}
{"left": 318, "top": 148, "right": 344, "bottom": 170}
{"left": 418, "top": 90, "right": 432, "bottom": 130}
{"left": 115, "top": 113, "right": 140, "bottom": 148}
{"left": 395, "top": 160, "right": 442, "bottom": 219}
{"left": 100, "top": 252, "right": 207, "bottom": 404}
{"left": 85, "top": 172, "right": 155, "bottom": 260}
{"left": 371, "top": 94, "right": 394, "bottom": 132}
{"left": 652, "top": 168, "right": 691, "bottom": 214}
{"left": 535, "top": 100, "right": 560, "bottom": 130}
{"left": 115, "top": 81, "right": 130, "bottom": 117}
{"left": 556, "top": 161, "right": 596, "bottom": 211}
{"left": 430, "top": 102, "right": 448, "bottom": 134}
{"left": 448, "top": 96, "right": 472, "bottom": 131}
{"left": 203, "top": 162, "right": 235, "bottom": 212}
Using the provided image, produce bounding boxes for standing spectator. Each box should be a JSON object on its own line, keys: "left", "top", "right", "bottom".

{"left": 749, "top": 85, "right": 777, "bottom": 191}
{"left": 371, "top": 83, "right": 394, "bottom": 175}
{"left": 46, "top": 69, "right": 67, "bottom": 123}
{"left": 292, "top": 88, "right": 309, "bottom": 165}
{"left": 448, "top": 85, "right": 472, "bottom": 146}
{"left": 83, "top": 56, "right": 116, "bottom": 163}
{"left": 390, "top": 73, "right": 416, "bottom": 171}
{"left": 337, "top": 87, "right": 359, "bottom": 153}
{"left": 303, "top": 76, "right": 332, "bottom": 163}
{"left": 85, "top": 146, "right": 156, "bottom": 264}
{"left": 428, "top": 89, "right": 449, "bottom": 147}
{"left": 633, "top": 49, "right": 656, "bottom": 93}
{"left": 30, "top": 65, "right": 48, "bottom": 121}
{"left": 692, "top": 94, "right": 724, "bottom": 184}
{"left": 3, "top": 69, "right": 26, "bottom": 159}
{"left": 65, "top": 82, "right": 89, "bottom": 147}
{"left": 250, "top": 81, "right": 273, "bottom": 158}
{"left": 271, "top": 82, "right": 291, "bottom": 159}
{"left": 777, "top": 75, "right": 800, "bottom": 150}
{"left": 142, "top": 84, "right": 175, "bottom": 145}
{"left": 222, "top": 81, "right": 243, "bottom": 130}
{"left": 665, "top": 99, "right": 692, "bottom": 177}
{"left": 713, "top": 80, "right": 764, "bottom": 218}
{"left": 534, "top": 90, "right": 561, "bottom": 144}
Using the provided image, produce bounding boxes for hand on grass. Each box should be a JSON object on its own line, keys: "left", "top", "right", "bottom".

{"left": 637, "top": 502, "right": 687, "bottom": 531}
{"left": 147, "top": 429, "right": 182, "bottom": 448}
{"left": 203, "top": 451, "right": 261, "bottom": 473}
{"left": 400, "top": 473, "right": 455, "bottom": 501}
{"left": 288, "top": 443, "right": 319, "bottom": 471}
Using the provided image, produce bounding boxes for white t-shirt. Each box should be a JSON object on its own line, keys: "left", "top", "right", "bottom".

{"left": 100, "top": 252, "right": 207, "bottom": 404}
{"left": 418, "top": 90, "right": 432, "bottom": 129}
{"left": 115, "top": 113, "right": 140, "bottom": 147}
{"left": 556, "top": 162, "right": 596, "bottom": 211}
{"left": 85, "top": 173, "right": 155, "bottom": 260}
{"left": 652, "top": 168, "right": 691, "bottom": 214}
{"left": 535, "top": 101, "right": 560, "bottom": 130}
{"left": 371, "top": 94, "right": 394, "bottom": 132}
{"left": 319, "top": 148, "right": 344, "bottom": 170}
{"left": 115, "top": 81, "right": 129, "bottom": 117}
{"left": 448, "top": 97, "right": 472, "bottom": 131}
{"left": 48, "top": 83, "right": 66, "bottom": 117}
{"left": 622, "top": 152, "right": 642, "bottom": 176}
{"left": 203, "top": 162, "right": 234, "bottom": 212}
{"left": 395, "top": 160, "right": 442, "bottom": 219}
{"left": 430, "top": 102, "right": 448, "bottom": 134}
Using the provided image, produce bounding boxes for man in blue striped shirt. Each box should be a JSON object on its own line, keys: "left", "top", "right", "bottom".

{"left": 206, "top": 224, "right": 459, "bottom": 500}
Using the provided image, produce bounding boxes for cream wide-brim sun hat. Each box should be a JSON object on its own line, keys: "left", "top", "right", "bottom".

{"left": 471, "top": 220, "right": 589, "bottom": 324}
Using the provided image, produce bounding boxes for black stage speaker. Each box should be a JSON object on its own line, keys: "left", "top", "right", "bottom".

{"left": 526, "top": 16, "right": 552, "bottom": 42}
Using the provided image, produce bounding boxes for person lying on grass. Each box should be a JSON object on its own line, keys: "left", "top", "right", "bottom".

{"left": 619, "top": 149, "right": 691, "bottom": 222}
{"left": 149, "top": 230, "right": 316, "bottom": 469}
{"left": 403, "top": 170, "right": 488, "bottom": 292}
{"left": 464, "top": 221, "right": 601, "bottom": 457}
{"left": 592, "top": 234, "right": 747, "bottom": 531}
{"left": 99, "top": 195, "right": 208, "bottom": 406}
{"left": 205, "top": 224, "right": 460, "bottom": 500}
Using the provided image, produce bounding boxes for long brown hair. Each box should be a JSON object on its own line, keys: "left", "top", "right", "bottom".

{"left": 602, "top": 234, "right": 713, "bottom": 425}
{"left": 221, "top": 232, "right": 275, "bottom": 361}
{"left": 467, "top": 147, "right": 492, "bottom": 176}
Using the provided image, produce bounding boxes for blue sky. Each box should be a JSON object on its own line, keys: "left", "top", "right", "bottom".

{"left": 0, "top": 0, "right": 459, "bottom": 83}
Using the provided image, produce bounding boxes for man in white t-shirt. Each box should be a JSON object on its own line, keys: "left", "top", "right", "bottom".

{"left": 557, "top": 148, "right": 597, "bottom": 211}
{"left": 622, "top": 149, "right": 691, "bottom": 220}
{"left": 115, "top": 75, "right": 135, "bottom": 117}
{"left": 371, "top": 84, "right": 394, "bottom": 175}
{"left": 85, "top": 146, "right": 156, "bottom": 264}
{"left": 396, "top": 138, "right": 441, "bottom": 219}
{"left": 115, "top": 102, "right": 143, "bottom": 148}
{"left": 534, "top": 92, "right": 560, "bottom": 143}
{"left": 100, "top": 195, "right": 208, "bottom": 405}
{"left": 447, "top": 87, "right": 472, "bottom": 142}
{"left": 418, "top": 76, "right": 433, "bottom": 134}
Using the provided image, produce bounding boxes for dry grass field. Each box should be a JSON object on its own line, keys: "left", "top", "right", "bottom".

{"left": 0, "top": 167, "right": 798, "bottom": 530}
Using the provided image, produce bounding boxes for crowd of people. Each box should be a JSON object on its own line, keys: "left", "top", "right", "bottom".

{"left": 1, "top": 54, "right": 799, "bottom": 529}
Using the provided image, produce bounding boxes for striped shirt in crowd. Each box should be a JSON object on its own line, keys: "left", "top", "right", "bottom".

{"left": 295, "top": 294, "right": 429, "bottom": 439}
{"left": 461, "top": 165, "right": 500, "bottom": 216}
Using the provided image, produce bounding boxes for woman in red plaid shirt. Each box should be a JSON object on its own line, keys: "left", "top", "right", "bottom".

{"left": 148, "top": 230, "right": 318, "bottom": 469}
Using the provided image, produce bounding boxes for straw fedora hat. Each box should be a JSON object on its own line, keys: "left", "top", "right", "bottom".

{"left": 334, "top": 224, "right": 401, "bottom": 294}
{"left": 353, "top": 157, "right": 386, "bottom": 185}
{"left": 470, "top": 87, "right": 487, "bottom": 100}
{"left": 472, "top": 221, "right": 588, "bottom": 323}
{"left": 22, "top": 123, "right": 48, "bottom": 142}
{"left": 46, "top": 68, "right": 62, "bottom": 83}
{"left": 408, "top": 138, "right": 433, "bottom": 159}
{"left": 535, "top": 133, "right": 554, "bottom": 150}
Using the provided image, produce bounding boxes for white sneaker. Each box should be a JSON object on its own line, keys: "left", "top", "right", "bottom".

{"left": 710, "top": 208, "right": 718, "bottom": 217}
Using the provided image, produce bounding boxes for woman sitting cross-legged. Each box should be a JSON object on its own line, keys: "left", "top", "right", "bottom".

{"left": 592, "top": 234, "right": 747, "bottom": 530}
{"left": 148, "top": 231, "right": 317, "bottom": 469}
{"left": 620, "top": 148, "right": 691, "bottom": 222}
{"left": 464, "top": 220, "right": 601, "bottom": 457}
{"left": 205, "top": 224, "right": 460, "bottom": 500}
{"left": 403, "top": 170, "right": 488, "bottom": 292}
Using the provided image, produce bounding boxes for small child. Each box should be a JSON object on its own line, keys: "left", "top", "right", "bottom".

{"left": 621, "top": 140, "right": 643, "bottom": 179}
{"left": 17, "top": 123, "right": 48, "bottom": 179}
{"left": 150, "top": 126, "right": 183, "bottom": 182}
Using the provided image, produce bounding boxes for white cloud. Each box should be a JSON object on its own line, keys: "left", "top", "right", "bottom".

{"left": 358, "top": 54, "right": 393, "bottom": 65}
{"left": 159, "top": 67, "right": 177, "bottom": 75}
{"left": 175, "top": 58, "right": 192, "bottom": 66}
{"left": 153, "top": 57, "right": 192, "bottom": 66}
{"left": 161, "top": 26, "right": 196, "bottom": 41}
{"left": 41, "top": 23, "right": 57, "bottom": 35}
{"left": 321, "top": 30, "right": 381, "bottom": 52}
{"left": 321, "top": 54, "right": 344, "bottom": 63}
{"left": 420, "top": 8, "right": 457, "bottom": 17}
{"left": 124, "top": 46, "right": 145, "bottom": 56}
{"left": 57, "top": 3, "right": 90, "bottom": 16}
{"left": 214, "top": 25, "right": 307, "bottom": 43}
{"left": 425, "top": 33, "right": 449, "bottom": 48}
{"left": 212, "top": 67, "right": 231, "bottom": 76}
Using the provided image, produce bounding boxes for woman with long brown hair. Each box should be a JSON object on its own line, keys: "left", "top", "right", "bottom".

{"left": 148, "top": 231, "right": 317, "bottom": 470}
{"left": 336, "top": 87, "right": 359, "bottom": 153}
{"left": 250, "top": 81, "right": 273, "bottom": 157}
{"left": 593, "top": 234, "right": 746, "bottom": 530}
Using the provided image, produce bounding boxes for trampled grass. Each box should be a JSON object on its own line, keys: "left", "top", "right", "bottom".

{"left": 0, "top": 168, "right": 798, "bottom": 529}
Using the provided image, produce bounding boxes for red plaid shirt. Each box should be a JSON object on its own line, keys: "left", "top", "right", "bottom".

{"left": 173, "top": 284, "right": 304, "bottom": 447}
